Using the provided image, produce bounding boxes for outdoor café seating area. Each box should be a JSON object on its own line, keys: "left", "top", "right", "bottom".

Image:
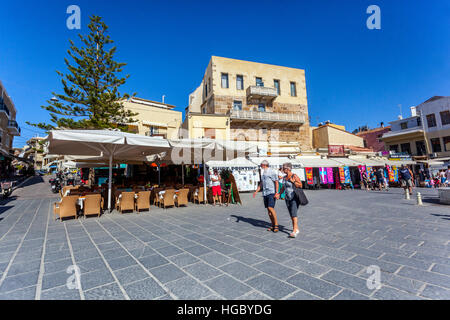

{"left": 53, "top": 182, "right": 225, "bottom": 222}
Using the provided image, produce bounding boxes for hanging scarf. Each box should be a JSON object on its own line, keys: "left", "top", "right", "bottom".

{"left": 319, "top": 167, "right": 328, "bottom": 184}
{"left": 339, "top": 167, "right": 346, "bottom": 183}
{"left": 305, "top": 167, "right": 314, "bottom": 185}
{"left": 326, "top": 167, "right": 334, "bottom": 184}
{"left": 344, "top": 166, "right": 351, "bottom": 184}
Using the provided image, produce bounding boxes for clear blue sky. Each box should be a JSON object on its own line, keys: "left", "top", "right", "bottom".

{"left": 1, "top": 0, "right": 449, "bottom": 148}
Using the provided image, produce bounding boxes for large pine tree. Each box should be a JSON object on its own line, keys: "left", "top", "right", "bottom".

{"left": 28, "top": 15, "right": 137, "bottom": 131}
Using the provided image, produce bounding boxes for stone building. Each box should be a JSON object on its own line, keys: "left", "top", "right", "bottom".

{"left": 186, "top": 56, "right": 311, "bottom": 155}
{"left": 356, "top": 126, "right": 392, "bottom": 153}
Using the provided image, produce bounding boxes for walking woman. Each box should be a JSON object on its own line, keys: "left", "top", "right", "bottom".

{"left": 277, "top": 162, "right": 302, "bottom": 238}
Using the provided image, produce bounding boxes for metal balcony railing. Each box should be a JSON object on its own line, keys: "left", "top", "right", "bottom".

{"left": 229, "top": 109, "right": 305, "bottom": 124}
{"left": 7, "top": 120, "right": 20, "bottom": 134}
{"left": 0, "top": 98, "right": 10, "bottom": 116}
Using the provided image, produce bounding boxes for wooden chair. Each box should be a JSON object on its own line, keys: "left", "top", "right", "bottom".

{"left": 117, "top": 192, "right": 135, "bottom": 214}
{"left": 161, "top": 189, "right": 175, "bottom": 208}
{"left": 83, "top": 194, "right": 103, "bottom": 218}
{"left": 54, "top": 195, "right": 79, "bottom": 222}
{"left": 175, "top": 188, "right": 189, "bottom": 207}
{"left": 193, "top": 187, "right": 206, "bottom": 204}
{"left": 135, "top": 191, "right": 151, "bottom": 212}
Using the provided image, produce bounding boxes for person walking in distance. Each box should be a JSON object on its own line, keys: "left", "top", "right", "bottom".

{"left": 210, "top": 169, "right": 222, "bottom": 206}
{"left": 277, "top": 162, "right": 302, "bottom": 238}
{"left": 253, "top": 160, "right": 280, "bottom": 232}
{"left": 399, "top": 165, "right": 413, "bottom": 195}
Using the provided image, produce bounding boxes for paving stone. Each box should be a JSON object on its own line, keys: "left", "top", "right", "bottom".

{"left": 41, "top": 284, "right": 81, "bottom": 300}
{"left": 84, "top": 283, "right": 125, "bottom": 300}
{"left": 372, "top": 286, "right": 423, "bottom": 300}
{"left": 286, "top": 289, "right": 321, "bottom": 300}
{"left": 165, "top": 276, "right": 213, "bottom": 299}
{"left": 199, "top": 252, "right": 233, "bottom": 268}
{"left": 253, "top": 260, "right": 298, "bottom": 280}
{"left": 246, "top": 274, "right": 297, "bottom": 299}
{"left": 332, "top": 289, "right": 370, "bottom": 300}
{"left": 0, "top": 270, "right": 39, "bottom": 293}
{"left": 284, "top": 258, "right": 331, "bottom": 277}
{"left": 431, "top": 264, "right": 450, "bottom": 277}
{"left": 350, "top": 255, "right": 401, "bottom": 273}
{"left": 0, "top": 285, "right": 36, "bottom": 299}
{"left": 155, "top": 245, "right": 184, "bottom": 257}
{"left": 204, "top": 275, "right": 252, "bottom": 299}
{"left": 316, "top": 256, "right": 364, "bottom": 275}
{"left": 107, "top": 255, "right": 137, "bottom": 271}
{"left": 7, "top": 258, "right": 42, "bottom": 276}
{"left": 320, "top": 270, "right": 374, "bottom": 296}
{"left": 238, "top": 291, "right": 271, "bottom": 300}
{"left": 44, "top": 258, "right": 74, "bottom": 274}
{"left": 419, "top": 284, "right": 450, "bottom": 299}
{"left": 149, "top": 264, "right": 187, "bottom": 284}
{"left": 138, "top": 254, "right": 170, "bottom": 270}
{"left": 183, "top": 262, "right": 222, "bottom": 281}
{"left": 184, "top": 245, "right": 213, "bottom": 256}
{"left": 286, "top": 272, "right": 342, "bottom": 299}
{"left": 77, "top": 258, "right": 108, "bottom": 274}
{"left": 168, "top": 253, "right": 200, "bottom": 268}
{"left": 80, "top": 269, "right": 115, "bottom": 291}
{"left": 114, "top": 265, "right": 149, "bottom": 285}
{"left": 380, "top": 254, "right": 432, "bottom": 270}
{"left": 229, "top": 251, "right": 266, "bottom": 266}
{"left": 219, "top": 262, "right": 260, "bottom": 281}
{"left": 397, "top": 266, "right": 450, "bottom": 289}
{"left": 124, "top": 278, "right": 166, "bottom": 300}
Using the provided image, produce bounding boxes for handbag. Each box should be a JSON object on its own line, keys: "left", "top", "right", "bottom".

{"left": 291, "top": 174, "right": 309, "bottom": 206}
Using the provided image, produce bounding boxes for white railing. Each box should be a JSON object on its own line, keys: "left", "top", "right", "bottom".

{"left": 246, "top": 86, "right": 278, "bottom": 98}
{"left": 229, "top": 110, "right": 305, "bottom": 123}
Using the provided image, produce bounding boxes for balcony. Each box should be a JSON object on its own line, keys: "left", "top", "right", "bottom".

{"left": 246, "top": 86, "right": 278, "bottom": 102}
{"left": 229, "top": 109, "right": 305, "bottom": 127}
{"left": 0, "top": 98, "right": 10, "bottom": 118}
{"left": 7, "top": 120, "right": 20, "bottom": 136}
{"left": 381, "top": 126, "right": 424, "bottom": 141}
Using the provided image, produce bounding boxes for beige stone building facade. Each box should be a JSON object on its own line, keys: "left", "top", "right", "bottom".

{"left": 0, "top": 80, "right": 20, "bottom": 155}
{"left": 312, "top": 124, "right": 365, "bottom": 149}
{"left": 186, "top": 56, "right": 311, "bottom": 154}
{"left": 121, "top": 97, "right": 182, "bottom": 139}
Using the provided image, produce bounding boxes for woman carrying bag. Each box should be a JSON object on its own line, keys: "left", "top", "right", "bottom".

{"left": 276, "top": 162, "right": 306, "bottom": 238}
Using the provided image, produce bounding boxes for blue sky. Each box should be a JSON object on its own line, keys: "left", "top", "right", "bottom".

{"left": 1, "top": 0, "right": 449, "bottom": 148}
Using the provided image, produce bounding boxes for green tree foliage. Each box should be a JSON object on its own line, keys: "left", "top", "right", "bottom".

{"left": 28, "top": 15, "right": 137, "bottom": 131}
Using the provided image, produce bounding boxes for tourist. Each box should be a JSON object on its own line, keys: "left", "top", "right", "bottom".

{"left": 253, "top": 160, "right": 280, "bottom": 232}
{"left": 210, "top": 169, "right": 222, "bottom": 206}
{"left": 277, "top": 162, "right": 302, "bottom": 238}
{"left": 446, "top": 166, "right": 450, "bottom": 187}
{"left": 374, "top": 168, "right": 384, "bottom": 191}
{"left": 399, "top": 165, "right": 413, "bottom": 195}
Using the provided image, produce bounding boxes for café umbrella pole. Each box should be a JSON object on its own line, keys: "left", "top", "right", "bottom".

{"left": 182, "top": 164, "right": 184, "bottom": 185}
{"left": 108, "top": 154, "right": 113, "bottom": 212}
{"left": 203, "top": 161, "right": 207, "bottom": 204}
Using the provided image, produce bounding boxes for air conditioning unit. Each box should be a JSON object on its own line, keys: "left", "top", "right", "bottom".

{"left": 429, "top": 153, "right": 438, "bottom": 159}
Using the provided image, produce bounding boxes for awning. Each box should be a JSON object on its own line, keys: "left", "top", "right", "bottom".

{"left": 249, "top": 156, "right": 298, "bottom": 168}
{"left": 296, "top": 157, "right": 341, "bottom": 168}
{"left": 207, "top": 157, "right": 258, "bottom": 169}
{"left": 348, "top": 157, "right": 386, "bottom": 167}
{"left": 332, "top": 157, "right": 362, "bottom": 167}
{"left": 142, "top": 120, "right": 169, "bottom": 127}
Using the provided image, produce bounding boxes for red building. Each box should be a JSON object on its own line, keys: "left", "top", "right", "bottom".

{"left": 356, "top": 126, "right": 391, "bottom": 153}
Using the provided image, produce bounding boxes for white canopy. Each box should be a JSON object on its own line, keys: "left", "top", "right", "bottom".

{"left": 296, "top": 156, "right": 341, "bottom": 168}
{"left": 207, "top": 157, "right": 258, "bottom": 169}
{"left": 48, "top": 129, "right": 171, "bottom": 211}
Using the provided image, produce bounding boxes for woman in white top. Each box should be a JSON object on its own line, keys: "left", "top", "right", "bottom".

{"left": 210, "top": 169, "right": 222, "bottom": 206}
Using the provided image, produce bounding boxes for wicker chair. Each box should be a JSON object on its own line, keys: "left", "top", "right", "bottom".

{"left": 54, "top": 195, "right": 79, "bottom": 222}
{"left": 193, "top": 187, "right": 206, "bottom": 204}
{"left": 117, "top": 192, "right": 135, "bottom": 214}
{"left": 83, "top": 194, "right": 103, "bottom": 218}
{"left": 161, "top": 189, "right": 175, "bottom": 208}
{"left": 135, "top": 191, "right": 151, "bottom": 212}
{"left": 175, "top": 188, "right": 189, "bottom": 207}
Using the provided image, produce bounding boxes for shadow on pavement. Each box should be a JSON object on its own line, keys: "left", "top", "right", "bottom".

{"left": 230, "top": 215, "right": 290, "bottom": 235}
{"left": 0, "top": 206, "right": 14, "bottom": 216}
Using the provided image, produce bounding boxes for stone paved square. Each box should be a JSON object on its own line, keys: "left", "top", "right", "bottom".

{"left": 0, "top": 176, "right": 449, "bottom": 300}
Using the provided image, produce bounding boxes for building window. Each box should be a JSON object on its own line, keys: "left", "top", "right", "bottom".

{"left": 274, "top": 80, "right": 280, "bottom": 95}
{"left": 426, "top": 114, "right": 437, "bottom": 128}
{"left": 389, "top": 145, "right": 399, "bottom": 153}
{"left": 258, "top": 103, "right": 266, "bottom": 112}
{"left": 256, "top": 77, "right": 264, "bottom": 87}
{"left": 430, "top": 138, "right": 442, "bottom": 153}
{"left": 440, "top": 111, "right": 450, "bottom": 126}
{"left": 204, "top": 128, "right": 216, "bottom": 139}
{"left": 444, "top": 136, "right": 450, "bottom": 151}
{"left": 233, "top": 101, "right": 242, "bottom": 111}
{"left": 204, "top": 83, "right": 208, "bottom": 97}
{"left": 417, "top": 117, "right": 421, "bottom": 127}
{"left": 290, "top": 82, "right": 297, "bottom": 97}
{"left": 415, "top": 140, "right": 426, "bottom": 156}
{"left": 236, "top": 75, "right": 244, "bottom": 90}
{"left": 400, "top": 122, "right": 408, "bottom": 130}
{"left": 400, "top": 143, "right": 411, "bottom": 154}
{"left": 221, "top": 73, "right": 229, "bottom": 88}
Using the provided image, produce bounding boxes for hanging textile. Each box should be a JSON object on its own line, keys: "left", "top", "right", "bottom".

{"left": 358, "top": 165, "right": 366, "bottom": 180}
{"left": 339, "top": 167, "right": 345, "bottom": 183}
{"left": 392, "top": 165, "right": 399, "bottom": 182}
{"left": 305, "top": 167, "right": 314, "bottom": 185}
{"left": 387, "top": 165, "right": 395, "bottom": 182}
{"left": 319, "top": 167, "right": 328, "bottom": 184}
{"left": 344, "top": 166, "right": 351, "bottom": 184}
{"left": 326, "top": 167, "right": 334, "bottom": 184}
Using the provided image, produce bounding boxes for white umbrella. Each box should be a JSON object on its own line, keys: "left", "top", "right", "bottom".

{"left": 48, "top": 129, "right": 171, "bottom": 211}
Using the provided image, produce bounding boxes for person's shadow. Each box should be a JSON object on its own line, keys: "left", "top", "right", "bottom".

{"left": 230, "top": 215, "right": 290, "bottom": 235}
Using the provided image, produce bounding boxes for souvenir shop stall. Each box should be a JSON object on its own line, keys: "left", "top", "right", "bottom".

{"left": 207, "top": 157, "right": 259, "bottom": 192}
{"left": 295, "top": 157, "right": 339, "bottom": 189}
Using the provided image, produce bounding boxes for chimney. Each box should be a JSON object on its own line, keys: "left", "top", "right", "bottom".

{"left": 380, "top": 121, "right": 384, "bottom": 127}
{"left": 410, "top": 106, "right": 416, "bottom": 117}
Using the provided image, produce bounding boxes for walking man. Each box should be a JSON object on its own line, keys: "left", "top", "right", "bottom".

{"left": 253, "top": 160, "right": 280, "bottom": 232}
{"left": 399, "top": 165, "right": 413, "bottom": 195}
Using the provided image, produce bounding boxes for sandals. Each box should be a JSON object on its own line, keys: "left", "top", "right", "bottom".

{"left": 267, "top": 225, "right": 279, "bottom": 232}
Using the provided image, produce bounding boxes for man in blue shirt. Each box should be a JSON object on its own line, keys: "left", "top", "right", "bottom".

{"left": 253, "top": 160, "right": 280, "bottom": 232}
{"left": 399, "top": 165, "right": 414, "bottom": 195}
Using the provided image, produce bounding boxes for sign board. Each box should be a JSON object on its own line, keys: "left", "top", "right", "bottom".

{"left": 328, "top": 145, "right": 345, "bottom": 157}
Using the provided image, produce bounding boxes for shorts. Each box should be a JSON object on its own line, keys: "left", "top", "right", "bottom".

{"left": 285, "top": 197, "right": 300, "bottom": 218}
{"left": 212, "top": 185, "right": 221, "bottom": 196}
{"left": 263, "top": 194, "right": 276, "bottom": 209}
{"left": 401, "top": 179, "right": 412, "bottom": 187}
